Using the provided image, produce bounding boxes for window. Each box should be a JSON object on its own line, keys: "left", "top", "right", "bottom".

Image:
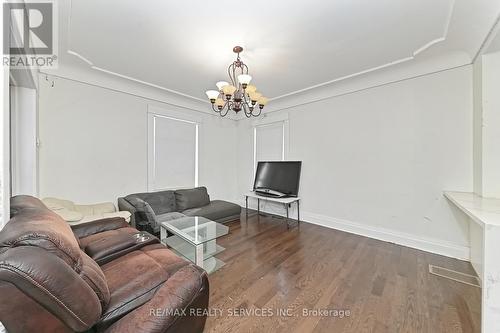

{"left": 253, "top": 119, "right": 288, "bottom": 173}
{"left": 147, "top": 110, "right": 199, "bottom": 191}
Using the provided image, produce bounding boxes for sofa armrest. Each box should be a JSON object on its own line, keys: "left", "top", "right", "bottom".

{"left": 118, "top": 197, "right": 138, "bottom": 227}
{"left": 104, "top": 265, "right": 209, "bottom": 333}
{"left": 71, "top": 217, "right": 130, "bottom": 239}
{"left": 119, "top": 197, "right": 158, "bottom": 232}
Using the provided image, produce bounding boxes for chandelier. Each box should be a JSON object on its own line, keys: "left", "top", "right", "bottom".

{"left": 205, "top": 46, "right": 268, "bottom": 118}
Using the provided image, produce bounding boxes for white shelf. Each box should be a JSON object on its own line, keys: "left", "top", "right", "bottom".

{"left": 244, "top": 191, "right": 300, "bottom": 204}
{"left": 444, "top": 191, "right": 500, "bottom": 332}
{"left": 444, "top": 191, "right": 500, "bottom": 227}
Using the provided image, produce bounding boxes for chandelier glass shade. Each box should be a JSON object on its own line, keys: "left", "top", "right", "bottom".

{"left": 205, "top": 46, "right": 268, "bottom": 118}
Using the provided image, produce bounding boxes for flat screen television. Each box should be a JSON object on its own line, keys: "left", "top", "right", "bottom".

{"left": 253, "top": 161, "right": 302, "bottom": 198}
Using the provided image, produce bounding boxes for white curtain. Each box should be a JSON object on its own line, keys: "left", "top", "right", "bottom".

{"left": 255, "top": 122, "right": 284, "bottom": 166}
{"left": 150, "top": 115, "right": 198, "bottom": 190}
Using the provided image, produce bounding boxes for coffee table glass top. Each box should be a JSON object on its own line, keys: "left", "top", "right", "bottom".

{"left": 161, "top": 216, "right": 229, "bottom": 245}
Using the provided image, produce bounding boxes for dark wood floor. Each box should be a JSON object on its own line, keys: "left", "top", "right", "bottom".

{"left": 204, "top": 213, "right": 481, "bottom": 333}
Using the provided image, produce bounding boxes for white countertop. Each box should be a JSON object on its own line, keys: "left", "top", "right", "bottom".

{"left": 444, "top": 191, "right": 500, "bottom": 227}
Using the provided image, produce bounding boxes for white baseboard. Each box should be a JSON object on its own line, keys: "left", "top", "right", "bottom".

{"left": 240, "top": 200, "right": 470, "bottom": 261}
{"left": 302, "top": 211, "right": 470, "bottom": 261}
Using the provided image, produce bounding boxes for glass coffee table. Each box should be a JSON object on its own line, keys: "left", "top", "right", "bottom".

{"left": 160, "top": 216, "right": 229, "bottom": 274}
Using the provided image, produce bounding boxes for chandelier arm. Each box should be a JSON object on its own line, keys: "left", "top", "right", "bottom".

{"left": 244, "top": 106, "right": 252, "bottom": 118}
{"left": 220, "top": 101, "right": 231, "bottom": 117}
{"left": 242, "top": 92, "right": 256, "bottom": 114}
{"left": 243, "top": 106, "right": 252, "bottom": 118}
{"left": 252, "top": 108, "right": 262, "bottom": 117}
{"left": 227, "top": 64, "right": 236, "bottom": 86}
{"left": 232, "top": 65, "right": 237, "bottom": 88}
{"left": 241, "top": 101, "right": 248, "bottom": 114}
{"left": 243, "top": 63, "right": 249, "bottom": 74}
{"left": 242, "top": 91, "right": 252, "bottom": 107}
{"left": 241, "top": 101, "right": 249, "bottom": 118}
{"left": 211, "top": 104, "right": 221, "bottom": 113}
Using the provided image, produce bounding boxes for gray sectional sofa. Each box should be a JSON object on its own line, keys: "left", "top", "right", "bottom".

{"left": 118, "top": 187, "right": 241, "bottom": 236}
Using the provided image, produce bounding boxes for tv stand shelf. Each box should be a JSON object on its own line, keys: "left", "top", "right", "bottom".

{"left": 244, "top": 192, "right": 300, "bottom": 229}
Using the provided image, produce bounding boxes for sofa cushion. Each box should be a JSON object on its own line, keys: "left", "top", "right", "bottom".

{"left": 98, "top": 244, "right": 190, "bottom": 328}
{"left": 84, "top": 233, "right": 139, "bottom": 262}
{"left": 77, "top": 227, "right": 159, "bottom": 265}
{"left": 77, "top": 211, "right": 132, "bottom": 225}
{"left": 182, "top": 200, "right": 241, "bottom": 222}
{"left": 156, "top": 212, "right": 186, "bottom": 224}
{"left": 41, "top": 197, "right": 83, "bottom": 222}
{"left": 175, "top": 187, "right": 210, "bottom": 211}
{"left": 143, "top": 212, "right": 185, "bottom": 234}
{"left": 126, "top": 191, "right": 176, "bottom": 215}
{"left": 103, "top": 264, "right": 209, "bottom": 333}
{"left": 71, "top": 217, "right": 132, "bottom": 240}
{"left": 74, "top": 202, "right": 116, "bottom": 216}
{"left": 78, "top": 227, "right": 138, "bottom": 249}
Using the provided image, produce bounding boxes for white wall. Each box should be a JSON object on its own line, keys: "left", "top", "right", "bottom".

{"left": 10, "top": 86, "right": 38, "bottom": 196}
{"left": 38, "top": 76, "right": 238, "bottom": 205}
{"left": 472, "top": 50, "right": 500, "bottom": 198}
{"left": 473, "top": 58, "right": 483, "bottom": 196}
{"left": 0, "top": 65, "right": 9, "bottom": 228}
{"left": 238, "top": 66, "right": 473, "bottom": 259}
{"left": 480, "top": 51, "right": 500, "bottom": 198}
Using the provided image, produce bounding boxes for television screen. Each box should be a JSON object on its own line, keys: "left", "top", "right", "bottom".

{"left": 253, "top": 161, "right": 302, "bottom": 197}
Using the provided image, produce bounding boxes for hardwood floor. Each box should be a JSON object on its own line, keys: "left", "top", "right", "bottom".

{"left": 204, "top": 213, "right": 481, "bottom": 333}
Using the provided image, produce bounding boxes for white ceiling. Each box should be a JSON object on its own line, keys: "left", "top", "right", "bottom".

{"left": 57, "top": 0, "right": 500, "bottom": 101}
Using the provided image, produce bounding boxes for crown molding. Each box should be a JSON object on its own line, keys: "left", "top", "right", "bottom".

{"left": 473, "top": 12, "right": 500, "bottom": 61}
{"left": 263, "top": 59, "right": 470, "bottom": 116}
{"left": 233, "top": 51, "right": 471, "bottom": 121}
{"left": 39, "top": 65, "right": 240, "bottom": 121}
{"left": 66, "top": 49, "right": 209, "bottom": 104}
{"left": 67, "top": 50, "right": 93, "bottom": 65}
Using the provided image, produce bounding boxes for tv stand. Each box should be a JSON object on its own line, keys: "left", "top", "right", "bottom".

{"left": 254, "top": 189, "right": 287, "bottom": 198}
{"left": 244, "top": 192, "right": 300, "bottom": 229}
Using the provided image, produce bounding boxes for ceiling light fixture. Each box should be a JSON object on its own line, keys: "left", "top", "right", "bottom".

{"left": 206, "top": 46, "right": 268, "bottom": 118}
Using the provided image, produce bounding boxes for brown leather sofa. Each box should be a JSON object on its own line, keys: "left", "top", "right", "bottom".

{"left": 0, "top": 196, "right": 209, "bottom": 333}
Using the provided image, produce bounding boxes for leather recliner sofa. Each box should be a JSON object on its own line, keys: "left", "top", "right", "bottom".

{"left": 0, "top": 196, "right": 209, "bottom": 333}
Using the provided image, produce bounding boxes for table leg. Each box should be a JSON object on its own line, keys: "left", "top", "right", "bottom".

{"left": 286, "top": 203, "right": 289, "bottom": 229}
{"left": 297, "top": 200, "right": 300, "bottom": 225}
{"left": 195, "top": 244, "right": 204, "bottom": 269}
{"left": 245, "top": 196, "right": 248, "bottom": 222}
{"left": 257, "top": 198, "right": 260, "bottom": 216}
{"left": 160, "top": 226, "right": 167, "bottom": 243}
